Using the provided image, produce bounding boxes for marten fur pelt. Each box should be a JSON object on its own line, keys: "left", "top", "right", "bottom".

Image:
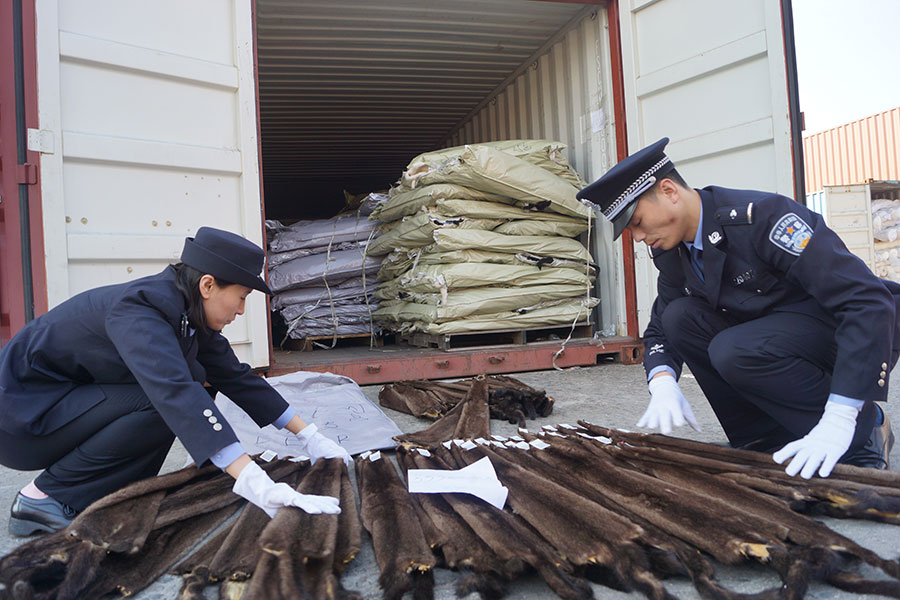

{"left": 395, "top": 377, "right": 490, "bottom": 446}
{"left": 356, "top": 452, "right": 436, "bottom": 600}
{"left": 379, "top": 375, "right": 553, "bottom": 427}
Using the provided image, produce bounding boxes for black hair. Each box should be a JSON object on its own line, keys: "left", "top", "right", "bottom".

{"left": 661, "top": 168, "right": 688, "bottom": 189}
{"left": 172, "top": 262, "right": 236, "bottom": 333}
{"left": 643, "top": 168, "right": 689, "bottom": 200}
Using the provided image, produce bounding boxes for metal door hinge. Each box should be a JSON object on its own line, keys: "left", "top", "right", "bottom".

{"left": 16, "top": 163, "right": 37, "bottom": 185}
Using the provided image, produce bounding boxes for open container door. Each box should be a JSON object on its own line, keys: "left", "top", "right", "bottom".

{"left": 617, "top": 0, "right": 796, "bottom": 332}
{"left": 32, "top": 0, "right": 270, "bottom": 366}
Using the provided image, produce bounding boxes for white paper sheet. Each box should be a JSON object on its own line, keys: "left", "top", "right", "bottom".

{"left": 407, "top": 456, "right": 508, "bottom": 509}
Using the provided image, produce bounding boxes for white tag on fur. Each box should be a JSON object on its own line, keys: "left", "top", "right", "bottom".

{"left": 415, "top": 448, "right": 432, "bottom": 456}
{"left": 529, "top": 439, "right": 550, "bottom": 450}
{"left": 460, "top": 440, "right": 478, "bottom": 450}
{"left": 368, "top": 451, "right": 382, "bottom": 462}
{"left": 259, "top": 449, "right": 278, "bottom": 462}
{"left": 442, "top": 441, "right": 453, "bottom": 449}
{"left": 559, "top": 423, "right": 577, "bottom": 430}
{"left": 491, "top": 435, "right": 508, "bottom": 441}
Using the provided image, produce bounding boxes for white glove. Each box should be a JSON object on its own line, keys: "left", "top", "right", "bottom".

{"left": 636, "top": 376, "right": 701, "bottom": 435}
{"left": 232, "top": 461, "right": 341, "bottom": 518}
{"left": 772, "top": 401, "right": 858, "bottom": 479}
{"left": 296, "top": 423, "right": 352, "bottom": 466}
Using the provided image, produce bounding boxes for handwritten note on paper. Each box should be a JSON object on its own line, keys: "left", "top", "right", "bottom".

{"left": 215, "top": 371, "right": 403, "bottom": 457}
{"left": 407, "top": 456, "right": 508, "bottom": 509}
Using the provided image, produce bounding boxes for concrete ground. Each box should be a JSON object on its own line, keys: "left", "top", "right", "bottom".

{"left": 1, "top": 362, "right": 898, "bottom": 599}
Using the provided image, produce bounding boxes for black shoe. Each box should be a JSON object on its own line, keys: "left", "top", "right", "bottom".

{"left": 8, "top": 493, "right": 78, "bottom": 537}
{"left": 842, "top": 407, "right": 894, "bottom": 470}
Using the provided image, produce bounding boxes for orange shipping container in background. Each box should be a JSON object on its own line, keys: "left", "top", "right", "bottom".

{"left": 803, "top": 105, "right": 900, "bottom": 194}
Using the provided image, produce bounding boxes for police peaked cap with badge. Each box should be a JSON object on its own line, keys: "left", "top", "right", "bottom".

{"left": 577, "top": 137, "right": 676, "bottom": 239}
{"left": 181, "top": 227, "right": 272, "bottom": 294}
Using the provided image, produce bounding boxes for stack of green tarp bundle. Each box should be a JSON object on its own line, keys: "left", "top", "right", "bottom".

{"left": 368, "top": 140, "right": 598, "bottom": 335}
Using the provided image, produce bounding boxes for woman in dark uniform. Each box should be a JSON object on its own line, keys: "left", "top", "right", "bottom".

{"left": 0, "top": 227, "right": 350, "bottom": 536}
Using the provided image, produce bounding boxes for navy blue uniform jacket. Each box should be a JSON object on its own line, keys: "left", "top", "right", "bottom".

{"left": 643, "top": 186, "right": 900, "bottom": 403}
{"left": 0, "top": 266, "right": 288, "bottom": 465}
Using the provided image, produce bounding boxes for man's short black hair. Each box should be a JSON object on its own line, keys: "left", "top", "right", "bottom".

{"left": 661, "top": 168, "right": 688, "bottom": 189}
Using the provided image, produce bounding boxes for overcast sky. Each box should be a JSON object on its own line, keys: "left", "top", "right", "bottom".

{"left": 792, "top": 0, "right": 900, "bottom": 135}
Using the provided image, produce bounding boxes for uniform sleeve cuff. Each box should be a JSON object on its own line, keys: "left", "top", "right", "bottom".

{"left": 827, "top": 393, "right": 865, "bottom": 410}
{"left": 647, "top": 365, "right": 677, "bottom": 382}
{"left": 271, "top": 406, "right": 296, "bottom": 429}
{"left": 210, "top": 442, "right": 246, "bottom": 469}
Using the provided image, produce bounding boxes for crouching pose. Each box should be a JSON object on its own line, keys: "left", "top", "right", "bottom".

{"left": 0, "top": 227, "right": 351, "bottom": 536}
{"left": 578, "top": 138, "right": 896, "bottom": 478}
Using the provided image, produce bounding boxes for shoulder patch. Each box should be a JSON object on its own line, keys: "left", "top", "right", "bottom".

{"left": 769, "top": 212, "right": 812, "bottom": 256}
{"left": 715, "top": 203, "right": 753, "bottom": 225}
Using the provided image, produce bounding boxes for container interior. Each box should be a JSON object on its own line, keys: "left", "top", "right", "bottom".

{"left": 254, "top": 0, "right": 624, "bottom": 358}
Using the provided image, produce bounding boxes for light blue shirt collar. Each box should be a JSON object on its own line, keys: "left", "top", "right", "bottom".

{"left": 684, "top": 202, "right": 704, "bottom": 252}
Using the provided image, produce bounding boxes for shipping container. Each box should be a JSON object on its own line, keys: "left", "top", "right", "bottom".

{"left": 0, "top": 0, "right": 801, "bottom": 384}
{"left": 809, "top": 181, "right": 900, "bottom": 277}
{"left": 803, "top": 105, "right": 900, "bottom": 194}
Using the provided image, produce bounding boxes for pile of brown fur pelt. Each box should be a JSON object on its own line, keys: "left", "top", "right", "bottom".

{"left": 379, "top": 374, "right": 553, "bottom": 426}
{"left": 360, "top": 423, "right": 900, "bottom": 600}
{"left": 0, "top": 457, "right": 361, "bottom": 600}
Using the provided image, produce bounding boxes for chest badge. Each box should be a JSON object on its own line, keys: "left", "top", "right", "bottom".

{"left": 708, "top": 231, "right": 722, "bottom": 245}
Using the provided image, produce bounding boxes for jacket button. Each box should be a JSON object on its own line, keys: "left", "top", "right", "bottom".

{"left": 756, "top": 289, "right": 762, "bottom": 293}
{"left": 213, "top": 423, "right": 223, "bottom": 431}
{"left": 878, "top": 379, "right": 885, "bottom": 387}
{"left": 881, "top": 370, "right": 887, "bottom": 378}
{"left": 883, "top": 362, "right": 888, "bottom": 370}
{"left": 208, "top": 416, "right": 218, "bottom": 424}
{"left": 203, "top": 409, "right": 213, "bottom": 417}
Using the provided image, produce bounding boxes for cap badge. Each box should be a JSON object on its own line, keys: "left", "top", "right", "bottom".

{"left": 708, "top": 231, "right": 722, "bottom": 245}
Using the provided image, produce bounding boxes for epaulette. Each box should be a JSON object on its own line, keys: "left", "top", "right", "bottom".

{"left": 714, "top": 203, "right": 753, "bottom": 225}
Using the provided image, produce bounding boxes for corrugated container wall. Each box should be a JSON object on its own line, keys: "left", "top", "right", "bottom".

{"left": 440, "top": 7, "right": 620, "bottom": 334}
{"left": 803, "top": 105, "right": 900, "bottom": 194}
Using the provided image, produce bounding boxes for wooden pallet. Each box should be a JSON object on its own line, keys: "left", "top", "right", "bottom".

{"left": 398, "top": 322, "right": 592, "bottom": 352}
{"left": 284, "top": 332, "right": 383, "bottom": 352}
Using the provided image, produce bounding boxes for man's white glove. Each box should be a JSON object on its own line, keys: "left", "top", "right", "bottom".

{"left": 296, "top": 423, "right": 352, "bottom": 466}
{"left": 232, "top": 461, "right": 341, "bottom": 518}
{"left": 637, "top": 376, "right": 701, "bottom": 435}
{"left": 772, "top": 401, "right": 858, "bottom": 479}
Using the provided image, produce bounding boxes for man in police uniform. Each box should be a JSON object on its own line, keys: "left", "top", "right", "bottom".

{"left": 577, "top": 138, "right": 896, "bottom": 478}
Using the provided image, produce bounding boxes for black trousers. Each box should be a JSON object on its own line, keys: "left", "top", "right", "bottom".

{"left": 660, "top": 297, "right": 879, "bottom": 454}
{"left": 0, "top": 384, "right": 175, "bottom": 511}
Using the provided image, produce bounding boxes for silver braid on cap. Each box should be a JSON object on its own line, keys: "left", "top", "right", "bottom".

{"left": 604, "top": 156, "right": 672, "bottom": 219}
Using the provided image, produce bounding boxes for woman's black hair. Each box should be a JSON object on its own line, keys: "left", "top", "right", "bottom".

{"left": 172, "top": 263, "right": 236, "bottom": 333}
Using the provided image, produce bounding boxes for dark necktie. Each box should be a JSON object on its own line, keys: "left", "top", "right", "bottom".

{"left": 690, "top": 246, "right": 704, "bottom": 281}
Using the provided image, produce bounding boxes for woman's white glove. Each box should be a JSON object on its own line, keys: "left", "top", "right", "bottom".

{"left": 232, "top": 461, "right": 341, "bottom": 518}
{"left": 772, "top": 401, "right": 858, "bottom": 479}
{"left": 296, "top": 423, "right": 352, "bottom": 466}
{"left": 636, "top": 376, "right": 701, "bottom": 435}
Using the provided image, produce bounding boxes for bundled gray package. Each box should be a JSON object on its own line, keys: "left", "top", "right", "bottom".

{"left": 272, "top": 279, "right": 378, "bottom": 311}
{"left": 269, "top": 213, "right": 378, "bottom": 253}
{"left": 268, "top": 212, "right": 383, "bottom": 345}
{"left": 269, "top": 247, "right": 382, "bottom": 293}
